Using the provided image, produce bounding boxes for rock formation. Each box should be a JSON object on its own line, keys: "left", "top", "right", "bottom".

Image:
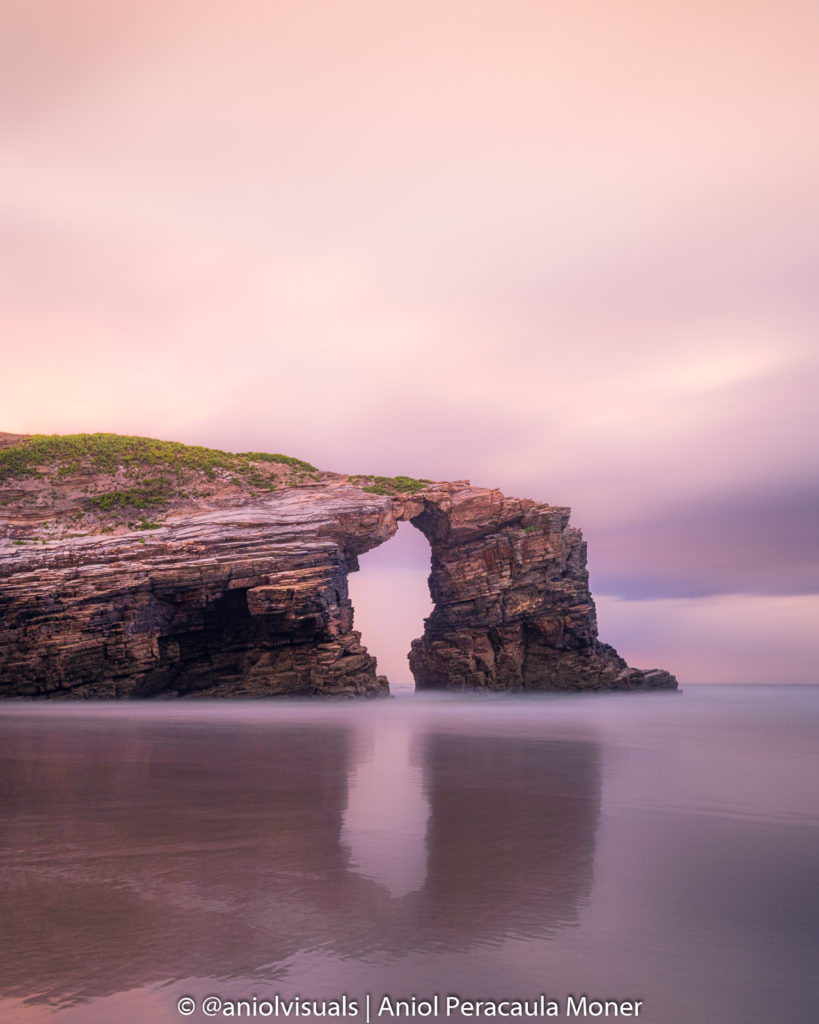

{"left": 407, "top": 487, "right": 675, "bottom": 692}
{"left": 0, "top": 434, "right": 677, "bottom": 697}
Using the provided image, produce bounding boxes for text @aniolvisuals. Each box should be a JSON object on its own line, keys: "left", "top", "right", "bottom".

{"left": 175, "top": 993, "right": 646, "bottom": 1019}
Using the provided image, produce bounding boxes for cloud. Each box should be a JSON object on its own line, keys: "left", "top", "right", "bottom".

{"left": 587, "top": 482, "right": 819, "bottom": 600}
{"left": 595, "top": 594, "right": 819, "bottom": 684}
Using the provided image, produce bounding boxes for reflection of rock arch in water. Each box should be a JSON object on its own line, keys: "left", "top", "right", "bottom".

{"left": 0, "top": 717, "right": 361, "bottom": 1007}
{"left": 341, "top": 726, "right": 602, "bottom": 948}
{"left": 342, "top": 723, "right": 429, "bottom": 899}
{"left": 412, "top": 731, "right": 601, "bottom": 941}
{"left": 0, "top": 712, "right": 602, "bottom": 1010}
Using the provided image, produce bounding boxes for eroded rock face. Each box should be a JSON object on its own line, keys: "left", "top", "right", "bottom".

{"left": 0, "top": 487, "right": 400, "bottom": 699}
{"left": 0, "top": 481, "right": 677, "bottom": 698}
{"left": 405, "top": 487, "right": 676, "bottom": 692}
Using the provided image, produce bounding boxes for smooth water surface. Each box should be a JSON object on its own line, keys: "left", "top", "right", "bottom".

{"left": 1, "top": 686, "right": 817, "bottom": 1023}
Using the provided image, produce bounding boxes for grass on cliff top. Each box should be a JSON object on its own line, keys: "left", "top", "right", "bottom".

{"left": 352, "top": 474, "right": 433, "bottom": 495}
{"left": 0, "top": 434, "right": 434, "bottom": 522}
{"left": 0, "top": 433, "right": 320, "bottom": 517}
{"left": 0, "top": 433, "right": 318, "bottom": 481}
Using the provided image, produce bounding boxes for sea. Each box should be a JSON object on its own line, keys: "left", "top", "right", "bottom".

{"left": 0, "top": 685, "right": 816, "bottom": 1024}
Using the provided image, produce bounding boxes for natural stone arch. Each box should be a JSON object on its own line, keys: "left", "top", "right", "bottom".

{"left": 0, "top": 481, "right": 675, "bottom": 698}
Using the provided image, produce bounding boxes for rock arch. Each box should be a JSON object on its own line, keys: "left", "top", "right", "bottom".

{"left": 0, "top": 482, "right": 676, "bottom": 698}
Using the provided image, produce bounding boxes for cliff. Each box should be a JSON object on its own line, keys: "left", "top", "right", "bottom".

{"left": 0, "top": 433, "right": 677, "bottom": 698}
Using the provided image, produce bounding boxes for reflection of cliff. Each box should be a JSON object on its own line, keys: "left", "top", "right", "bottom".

{"left": 0, "top": 717, "right": 361, "bottom": 1007}
{"left": 410, "top": 732, "right": 601, "bottom": 941}
{"left": 0, "top": 713, "right": 602, "bottom": 1009}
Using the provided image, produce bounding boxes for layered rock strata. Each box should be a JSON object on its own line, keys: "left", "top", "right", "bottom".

{"left": 0, "top": 479, "right": 677, "bottom": 698}
{"left": 407, "top": 487, "right": 676, "bottom": 692}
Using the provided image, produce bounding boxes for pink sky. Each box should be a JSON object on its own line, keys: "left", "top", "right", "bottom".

{"left": 2, "top": 1, "right": 818, "bottom": 682}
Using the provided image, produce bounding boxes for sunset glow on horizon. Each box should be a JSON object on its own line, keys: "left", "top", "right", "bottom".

{"left": 2, "top": 1, "right": 818, "bottom": 682}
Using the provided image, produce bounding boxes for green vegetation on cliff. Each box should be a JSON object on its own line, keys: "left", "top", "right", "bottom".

{"left": 90, "top": 480, "right": 175, "bottom": 512}
{"left": 352, "top": 474, "right": 433, "bottom": 495}
{"left": 0, "top": 433, "right": 317, "bottom": 481}
{"left": 0, "top": 433, "right": 321, "bottom": 522}
{"left": 0, "top": 434, "right": 436, "bottom": 532}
